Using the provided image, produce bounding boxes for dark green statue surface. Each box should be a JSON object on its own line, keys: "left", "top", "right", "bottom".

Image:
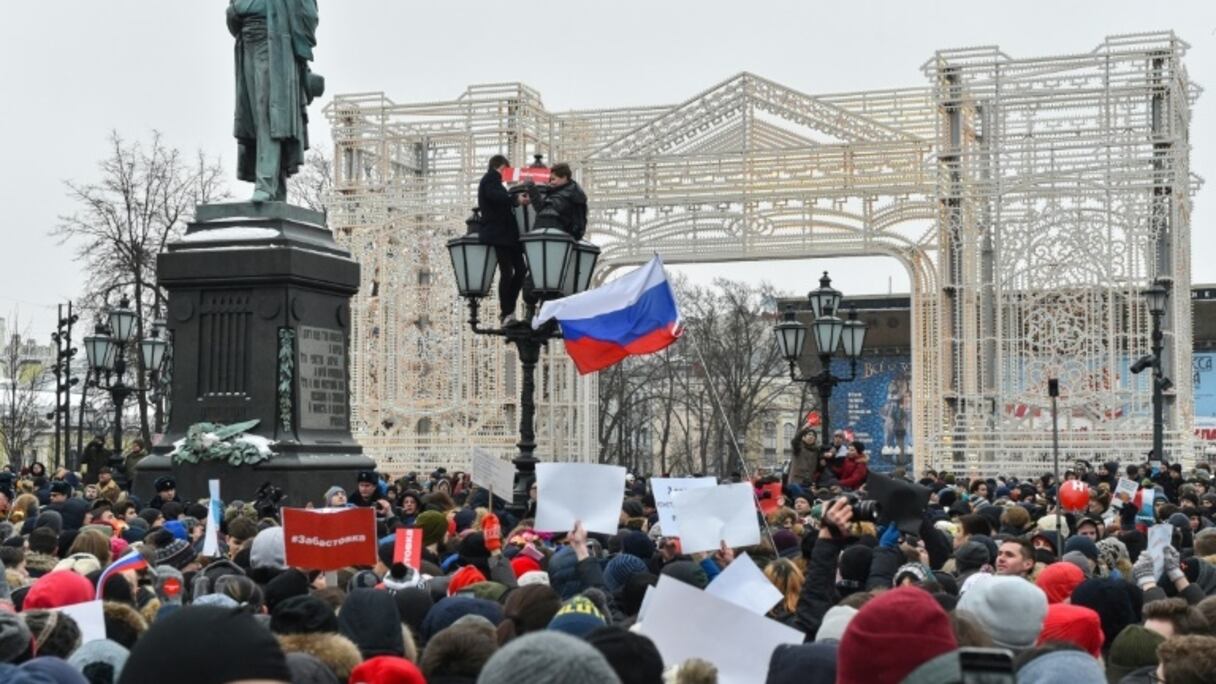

{"left": 228, "top": 0, "right": 325, "bottom": 201}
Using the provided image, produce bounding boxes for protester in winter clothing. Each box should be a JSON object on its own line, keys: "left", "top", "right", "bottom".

{"left": 956, "top": 575, "right": 1048, "bottom": 652}
{"left": 477, "top": 631, "right": 622, "bottom": 684}
{"left": 837, "top": 586, "right": 959, "bottom": 684}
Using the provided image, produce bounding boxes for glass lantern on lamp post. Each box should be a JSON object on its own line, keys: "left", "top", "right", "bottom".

{"left": 447, "top": 207, "right": 600, "bottom": 516}
{"left": 773, "top": 272, "right": 868, "bottom": 447}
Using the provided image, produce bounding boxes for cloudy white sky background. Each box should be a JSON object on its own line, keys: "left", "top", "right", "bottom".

{"left": 1, "top": 1, "right": 1214, "bottom": 333}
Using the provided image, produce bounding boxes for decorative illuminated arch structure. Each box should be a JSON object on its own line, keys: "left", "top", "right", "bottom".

{"left": 326, "top": 32, "right": 1198, "bottom": 476}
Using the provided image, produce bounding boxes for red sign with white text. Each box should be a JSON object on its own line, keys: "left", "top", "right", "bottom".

{"left": 283, "top": 507, "right": 377, "bottom": 570}
{"left": 499, "top": 166, "right": 551, "bottom": 185}
{"left": 394, "top": 528, "right": 423, "bottom": 570}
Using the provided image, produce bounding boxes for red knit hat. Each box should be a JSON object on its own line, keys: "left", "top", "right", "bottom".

{"left": 511, "top": 555, "right": 542, "bottom": 578}
{"left": 24, "top": 570, "right": 95, "bottom": 610}
{"left": 1036, "top": 562, "right": 1085, "bottom": 604}
{"left": 1036, "top": 603, "right": 1103, "bottom": 657}
{"left": 447, "top": 565, "right": 487, "bottom": 597}
{"left": 349, "top": 655, "right": 426, "bottom": 684}
{"left": 837, "top": 586, "right": 957, "bottom": 684}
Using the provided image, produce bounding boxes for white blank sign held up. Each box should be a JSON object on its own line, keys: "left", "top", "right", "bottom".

{"left": 534, "top": 462, "right": 626, "bottom": 535}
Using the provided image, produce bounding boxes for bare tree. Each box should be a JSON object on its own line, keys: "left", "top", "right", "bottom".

{"left": 596, "top": 277, "right": 789, "bottom": 477}
{"left": 289, "top": 149, "right": 333, "bottom": 213}
{"left": 0, "top": 316, "right": 51, "bottom": 469}
{"left": 52, "top": 131, "right": 228, "bottom": 446}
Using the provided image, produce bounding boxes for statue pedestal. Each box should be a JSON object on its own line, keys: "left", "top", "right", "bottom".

{"left": 134, "top": 201, "right": 374, "bottom": 504}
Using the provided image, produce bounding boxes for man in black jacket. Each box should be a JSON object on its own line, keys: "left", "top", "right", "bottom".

{"left": 477, "top": 155, "right": 532, "bottom": 325}
{"left": 532, "top": 162, "right": 587, "bottom": 239}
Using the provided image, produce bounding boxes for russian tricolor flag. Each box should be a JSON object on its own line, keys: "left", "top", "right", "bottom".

{"left": 533, "top": 255, "right": 682, "bottom": 374}
{"left": 95, "top": 549, "right": 148, "bottom": 599}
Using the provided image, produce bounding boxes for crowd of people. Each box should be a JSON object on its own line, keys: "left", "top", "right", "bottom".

{"left": 0, "top": 453, "right": 1213, "bottom": 683}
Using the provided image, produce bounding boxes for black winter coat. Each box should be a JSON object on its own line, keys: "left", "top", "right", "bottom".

{"left": 533, "top": 180, "right": 587, "bottom": 239}
{"left": 477, "top": 168, "right": 520, "bottom": 247}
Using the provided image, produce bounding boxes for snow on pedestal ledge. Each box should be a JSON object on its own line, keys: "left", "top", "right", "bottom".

{"left": 180, "top": 227, "right": 280, "bottom": 242}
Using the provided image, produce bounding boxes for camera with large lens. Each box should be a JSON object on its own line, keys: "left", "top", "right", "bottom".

{"left": 254, "top": 481, "right": 286, "bottom": 518}
{"left": 845, "top": 494, "right": 880, "bottom": 523}
{"left": 847, "top": 473, "right": 932, "bottom": 536}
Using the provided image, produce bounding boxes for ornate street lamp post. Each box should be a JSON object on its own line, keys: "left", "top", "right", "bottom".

{"left": 1143, "top": 281, "right": 1170, "bottom": 463}
{"left": 773, "top": 272, "right": 868, "bottom": 442}
{"left": 82, "top": 297, "right": 167, "bottom": 484}
{"left": 448, "top": 209, "right": 599, "bottom": 516}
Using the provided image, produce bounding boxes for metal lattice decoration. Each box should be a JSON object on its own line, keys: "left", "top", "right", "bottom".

{"left": 326, "top": 33, "right": 1198, "bottom": 477}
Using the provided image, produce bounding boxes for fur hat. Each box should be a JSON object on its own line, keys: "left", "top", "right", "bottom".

{"left": 478, "top": 631, "right": 622, "bottom": 684}
{"left": 278, "top": 632, "right": 363, "bottom": 683}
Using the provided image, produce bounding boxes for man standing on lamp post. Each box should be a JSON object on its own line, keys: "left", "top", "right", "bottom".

{"left": 478, "top": 155, "right": 532, "bottom": 326}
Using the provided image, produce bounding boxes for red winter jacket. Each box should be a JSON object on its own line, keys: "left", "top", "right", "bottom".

{"left": 835, "top": 457, "right": 869, "bottom": 490}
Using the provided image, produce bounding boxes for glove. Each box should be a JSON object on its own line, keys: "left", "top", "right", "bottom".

{"left": 878, "top": 523, "right": 901, "bottom": 550}
{"left": 1131, "top": 550, "right": 1157, "bottom": 589}
{"left": 1164, "top": 546, "right": 1185, "bottom": 582}
{"left": 483, "top": 513, "right": 502, "bottom": 554}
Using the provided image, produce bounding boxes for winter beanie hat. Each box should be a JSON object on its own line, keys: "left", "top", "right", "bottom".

{"left": 1017, "top": 649, "right": 1106, "bottom": 684}
{"left": 510, "top": 554, "right": 542, "bottom": 579}
{"left": 1064, "top": 535, "right": 1099, "bottom": 562}
{"left": 1035, "top": 603, "right": 1104, "bottom": 658}
{"left": 837, "top": 586, "right": 958, "bottom": 684}
{"left": 447, "top": 565, "right": 487, "bottom": 597}
{"left": 815, "top": 605, "right": 858, "bottom": 643}
{"left": 67, "top": 639, "right": 129, "bottom": 684}
{"left": 0, "top": 612, "right": 32, "bottom": 663}
{"left": 250, "top": 527, "right": 287, "bottom": 570}
{"left": 421, "top": 596, "right": 503, "bottom": 643}
{"left": 603, "top": 554, "right": 647, "bottom": 594}
{"left": 836, "top": 545, "right": 873, "bottom": 592}
{"left": 585, "top": 626, "right": 664, "bottom": 684}
{"left": 118, "top": 606, "right": 291, "bottom": 684}
{"left": 956, "top": 575, "right": 1048, "bottom": 651}
{"left": 477, "top": 631, "right": 622, "bottom": 684}
{"left": 152, "top": 537, "right": 196, "bottom": 570}
{"left": 766, "top": 642, "right": 837, "bottom": 684}
{"left": 547, "top": 595, "right": 607, "bottom": 638}
{"left": 619, "top": 531, "right": 656, "bottom": 560}
{"left": 25, "top": 570, "right": 95, "bottom": 610}
{"left": 1105, "top": 624, "right": 1165, "bottom": 682}
{"left": 1070, "top": 577, "right": 1141, "bottom": 651}
{"left": 415, "top": 511, "right": 448, "bottom": 548}
{"left": 348, "top": 656, "right": 425, "bottom": 684}
{"left": 1036, "top": 562, "right": 1086, "bottom": 604}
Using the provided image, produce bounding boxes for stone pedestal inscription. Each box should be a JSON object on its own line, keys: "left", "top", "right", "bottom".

{"left": 298, "top": 326, "right": 348, "bottom": 430}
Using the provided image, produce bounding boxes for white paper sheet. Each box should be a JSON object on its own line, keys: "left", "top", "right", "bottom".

{"left": 1147, "top": 523, "right": 1173, "bottom": 580}
{"left": 534, "top": 462, "right": 627, "bottom": 535}
{"left": 1112, "top": 478, "right": 1139, "bottom": 509}
{"left": 202, "top": 479, "right": 221, "bottom": 557}
{"left": 672, "top": 483, "right": 761, "bottom": 553}
{"left": 59, "top": 599, "right": 106, "bottom": 643}
{"left": 638, "top": 576, "right": 804, "bottom": 684}
{"left": 705, "top": 553, "right": 783, "bottom": 616}
{"left": 471, "top": 447, "right": 517, "bottom": 500}
{"left": 652, "top": 477, "right": 717, "bottom": 537}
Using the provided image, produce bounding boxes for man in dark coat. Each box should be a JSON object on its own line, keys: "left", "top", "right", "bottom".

{"left": 478, "top": 154, "right": 532, "bottom": 325}
{"left": 532, "top": 163, "right": 587, "bottom": 239}
{"left": 47, "top": 480, "right": 90, "bottom": 531}
{"left": 81, "top": 435, "right": 109, "bottom": 486}
{"left": 150, "top": 476, "right": 183, "bottom": 511}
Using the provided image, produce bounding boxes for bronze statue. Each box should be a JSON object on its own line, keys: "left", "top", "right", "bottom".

{"left": 228, "top": 0, "right": 325, "bottom": 202}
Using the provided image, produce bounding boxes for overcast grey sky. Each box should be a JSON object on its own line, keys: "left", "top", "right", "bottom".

{"left": 1, "top": 1, "right": 1214, "bottom": 334}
